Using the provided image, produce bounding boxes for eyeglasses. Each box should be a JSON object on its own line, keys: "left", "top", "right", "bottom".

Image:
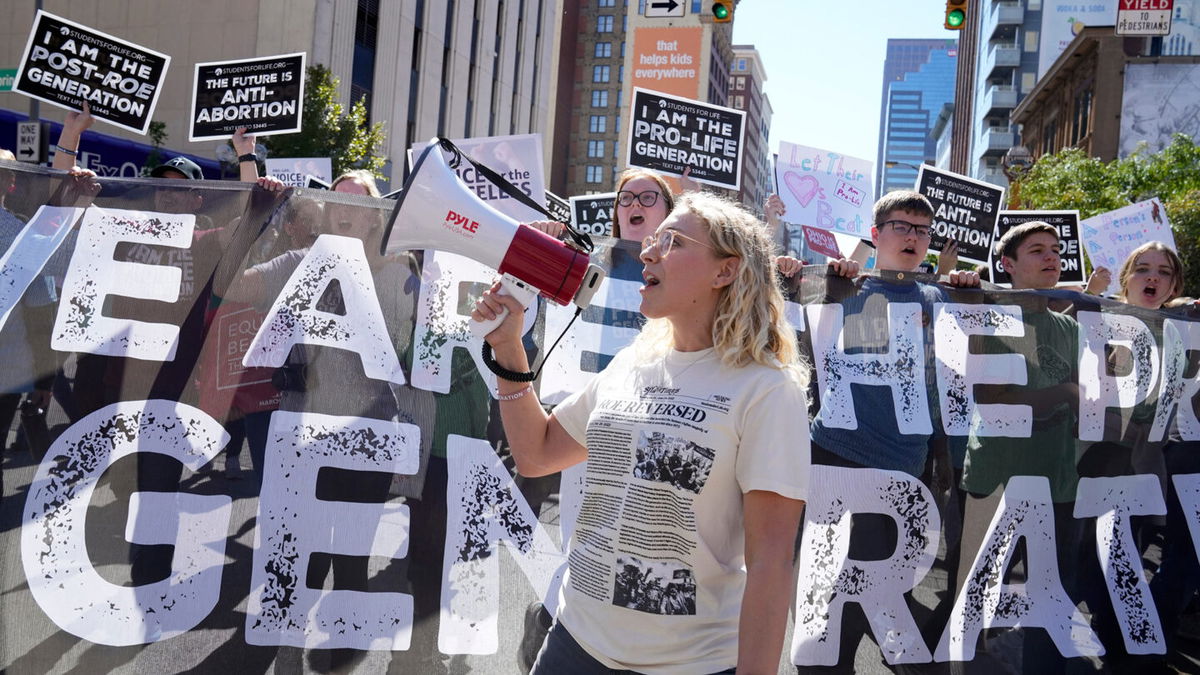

{"left": 617, "top": 190, "right": 661, "bottom": 208}
{"left": 641, "top": 228, "right": 714, "bottom": 257}
{"left": 879, "top": 219, "right": 932, "bottom": 238}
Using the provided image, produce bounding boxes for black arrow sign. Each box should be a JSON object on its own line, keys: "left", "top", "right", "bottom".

{"left": 651, "top": 0, "right": 680, "bottom": 11}
{"left": 18, "top": 146, "right": 34, "bottom": 158}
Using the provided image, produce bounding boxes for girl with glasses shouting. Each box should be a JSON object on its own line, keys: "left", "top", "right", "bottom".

{"left": 613, "top": 168, "right": 675, "bottom": 242}
{"left": 474, "top": 192, "right": 810, "bottom": 674}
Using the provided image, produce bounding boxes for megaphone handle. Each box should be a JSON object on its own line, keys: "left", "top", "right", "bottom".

{"left": 469, "top": 274, "right": 540, "bottom": 339}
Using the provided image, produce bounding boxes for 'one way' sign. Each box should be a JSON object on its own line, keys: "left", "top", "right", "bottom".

{"left": 17, "top": 121, "right": 45, "bottom": 163}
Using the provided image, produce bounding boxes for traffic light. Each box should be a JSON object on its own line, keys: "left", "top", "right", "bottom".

{"left": 711, "top": 1, "right": 732, "bottom": 23}
{"left": 944, "top": 0, "right": 967, "bottom": 30}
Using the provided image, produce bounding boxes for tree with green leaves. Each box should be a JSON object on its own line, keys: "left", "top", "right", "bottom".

{"left": 140, "top": 121, "right": 168, "bottom": 176}
{"left": 1013, "top": 134, "right": 1200, "bottom": 296}
{"left": 261, "top": 64, "right": 387, "bottom": 178}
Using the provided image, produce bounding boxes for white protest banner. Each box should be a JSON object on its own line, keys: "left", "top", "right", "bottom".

{"left": 774, "top": 142, "right": 873, "bottom": 239}
{"left": 265, "top": 158, "right": 333, "bottom": 188}
{"left": 627, "top": 88, "right": 745, "bottom": 190}
{"left": 411, "top": 134, "right": 547, "bottom": 221}
{"left": 1080, "top": 198, "right": 1176, "bottom": 294}
{"left": 13, "top": 11, "right": 170, "bottom": 134}
{"left": 989, "top": 211, "right": 1086, "bottom": 287}
{"left": 190, "top": 53, "right": 305, "bottom": 141}
{"left": 569, "top": 193, "right": 616, "bottom": 238}
{"left": 917, "top": 165, "right": 1005, "bottom": 265}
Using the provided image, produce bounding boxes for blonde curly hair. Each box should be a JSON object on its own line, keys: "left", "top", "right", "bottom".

{"left": 633, "top": 192, "right": 804, "bottom": 379}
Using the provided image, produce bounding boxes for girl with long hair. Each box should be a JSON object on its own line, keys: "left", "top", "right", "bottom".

{"left": 474, "top": 192, "right": 810, "bottom": 673}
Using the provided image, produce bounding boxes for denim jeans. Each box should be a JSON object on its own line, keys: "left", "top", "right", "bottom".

{"left": 531, "top": 622, "right": 736, "bottom": 674}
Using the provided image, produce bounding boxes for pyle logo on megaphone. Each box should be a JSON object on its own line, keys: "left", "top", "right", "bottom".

{"left": 443, "top": 209, "right": 481, "bottom": 235}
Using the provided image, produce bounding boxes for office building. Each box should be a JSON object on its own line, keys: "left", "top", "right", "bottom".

{"left": 549, "top": 0, "right": 735, "bottom": 198}
{"left": 729, "top": 45, "right": 771, "bottom": 213}
{"left": 0, "top": 0, "right": 558, "bottom": 186}
{"left": 876, "top": 39, "right": 957, "bottom": 196}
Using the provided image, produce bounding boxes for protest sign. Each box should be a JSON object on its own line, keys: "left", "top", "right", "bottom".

{"left": 544, "top": 190, "right": 572, "bottom": 224}
{"left": 627, "top": 88, "right": 744, "bottom": 190}
{"left": 1080, "top": 197, "right": 1176, "bottom": 294}
{"left": 988, "top": 210, "right": 1086, "bottom": 287}
{"left": 569, "top": 192, "right": 616, "bottom": 237}
{"left": 411, "top": 134, "right": 546, "bottom": 221}
{"left": 13, "top": 10, "right": 170, "bottom": 134}
{"left": 917, "top": 165, "right": 1005, "bottom": 265}
{"left": 189, "top": 53, "right": 305, "bottom": 141}
{"left": 265, "top": 157, "right": 332, "bottom": 188}
{"left": 2, "top": 164, "right": 1200, "bottom": 670}
{"left": 802, "top": 225, "right": 843, "bottom": 260}
{"left": 774, "top": 141, "right": 873, "bottom": 238}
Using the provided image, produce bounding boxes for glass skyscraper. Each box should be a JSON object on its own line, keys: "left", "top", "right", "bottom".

{"left": 875, "top": 39, "right": 958, "bottom": 197}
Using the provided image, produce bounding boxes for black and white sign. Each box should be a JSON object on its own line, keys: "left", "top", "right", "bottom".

{"left": 916, "top": 165, "right": 1005, "bottom": 265}
{"left": 13, "top": 11, "right": 170, "bottom": 134}
{"left": 16, "top": 121, "right": 44, "bottom": 163}
{"left": 646, "top": 0, "right": 685, "bottom": 18}
{"left": 569, "top": 192, "right": 617, "bottom": 237}
{"left": 627, "top": 88, "right": 745, "bottom": 190}
{"left": 190, "top": 53, "right": 305, "bottom": 141}
{"left": 544, "top": 190, "right": 572, "bottom": 225}
{"left": 988, "top": 210, "right": 1086, "bottom": 287}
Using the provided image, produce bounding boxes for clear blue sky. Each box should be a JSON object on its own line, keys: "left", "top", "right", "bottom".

{"left": 732, "top": 0, "right": 960, "bottom": 164}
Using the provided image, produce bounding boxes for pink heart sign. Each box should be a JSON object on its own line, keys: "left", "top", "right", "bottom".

{"left": 784, "top": 171, "right": 821, "bottom": 208}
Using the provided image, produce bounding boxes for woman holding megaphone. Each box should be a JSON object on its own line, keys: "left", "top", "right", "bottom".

{"left": 474, "top": 192, "right": 810, "bottom": 674}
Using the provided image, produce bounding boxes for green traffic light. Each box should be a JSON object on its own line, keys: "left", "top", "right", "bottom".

{"left": 713, "top": 3, "right": 730, "bottom": 19}
{"left": 947, "top": 8, "right": 965, "bottom": 27}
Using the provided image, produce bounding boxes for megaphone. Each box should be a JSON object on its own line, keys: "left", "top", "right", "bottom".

{"left": 381, "top": 138, "right": 605, "bottom": 337}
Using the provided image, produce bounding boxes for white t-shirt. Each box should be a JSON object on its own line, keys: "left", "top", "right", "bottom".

{"left": 552, "top": 345, "right": 810, "bottom": 673}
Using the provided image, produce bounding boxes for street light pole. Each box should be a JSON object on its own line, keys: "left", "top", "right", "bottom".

{"left": 1001, "top": 145, "right": 1033, "bottom": 209}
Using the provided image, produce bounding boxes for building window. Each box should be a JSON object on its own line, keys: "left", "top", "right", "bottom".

{"left": 586, "top": 165, "right": 604, "bottom": 183}
{"left": 618, "top": 65, "right": 623, "bottom": 82}
{"left": 599, "top": 0, "right": 615, "bottom": 6}
{"left": 737, "top": 78, "right": 745, "bottom": 90}
{"left": 1071, "top": 88, "right": 1093, "bottom": 145}
{"left": 733, "top": 95, "right": 744, "bottom": 109}
{"left": 592, "top": 90, "right": 609, "bottom": 107}
{"left": 1041, "top": 117, "right": 1059, "bottom": 155}
{"left": 597, "top": 15, "right": 613, "bottom": 32}
{"left": 1024, "top": 30, "right": 1039, "bottom": 52}
{"left": 737, "top": 58, "right": 747, "bottom": 71}
{"left": 691, "top": 0, "right": 701, "bottom": 12}
{"left": 589, "top": 115, "right": 607, "bottom": 133}
{"left": 595, "top": 42, "right": 612, "bottom": 58}
{"left": 588, "top": 140, "right": 606, "bottom": 157}
{"left": 593, "top": 65, "right": 610, "bottom": 82}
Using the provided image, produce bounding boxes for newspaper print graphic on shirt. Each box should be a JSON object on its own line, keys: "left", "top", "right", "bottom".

{"left": 571, "top": 381, "right": 728, "bottom": 616}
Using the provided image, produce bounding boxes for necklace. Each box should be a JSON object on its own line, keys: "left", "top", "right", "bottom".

{"left": 662, "top": 348, "right": 712, "bottom": 384}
